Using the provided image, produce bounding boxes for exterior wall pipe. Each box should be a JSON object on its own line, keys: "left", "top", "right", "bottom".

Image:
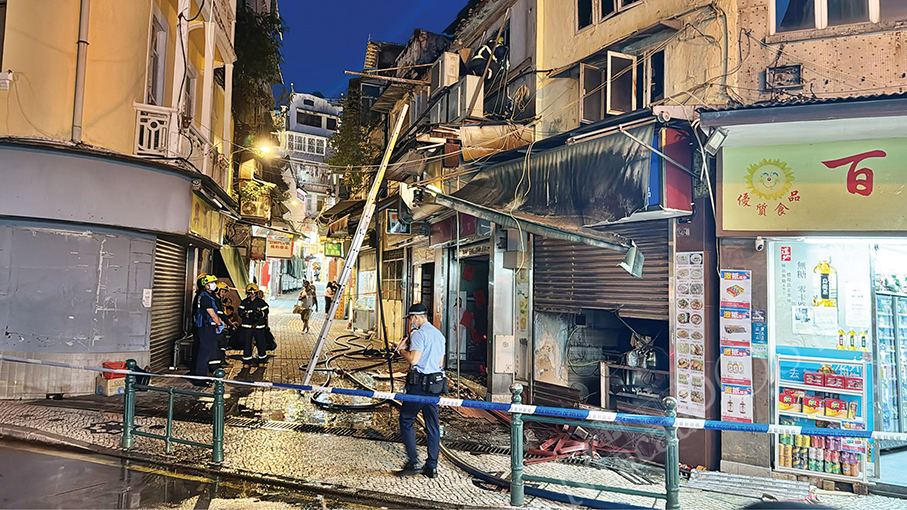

{"left": 71, "top": 0, "right": 90, "bottom": 143}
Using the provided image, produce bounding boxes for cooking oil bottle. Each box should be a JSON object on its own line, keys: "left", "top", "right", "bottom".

{"left": 813, "top": 260, "right": 838, "bottom": 307}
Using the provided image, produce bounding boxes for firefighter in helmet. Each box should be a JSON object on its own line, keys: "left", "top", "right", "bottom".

{"left": 239, "top": 283, "right": 269, "bottom": 367}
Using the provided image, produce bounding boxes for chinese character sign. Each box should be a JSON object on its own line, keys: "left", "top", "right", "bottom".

{"left": 722, "top": 139, "right": 905, "bottom": 231}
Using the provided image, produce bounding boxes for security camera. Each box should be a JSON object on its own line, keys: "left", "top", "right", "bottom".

{"left": 755, "top": 236, "right": 765, "bottom": 252}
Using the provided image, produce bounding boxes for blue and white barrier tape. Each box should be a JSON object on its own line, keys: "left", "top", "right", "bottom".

{"left": 2, "top": 354, "right": 903, "bottom": 442}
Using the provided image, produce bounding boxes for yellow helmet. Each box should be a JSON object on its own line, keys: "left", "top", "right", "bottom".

{"left": 246, "top": 283, "right": 260, "bottom": 293}
{"left": 216, "top": 281, "right": 228, "bottom": 291}
{"left": 197, "top": 274, "right": 217, "bottom": 286}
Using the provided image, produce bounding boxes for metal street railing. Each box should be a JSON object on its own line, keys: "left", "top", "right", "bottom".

{"left": 508, "top": 384, "right": 680, "bottom": 509}
{"left": 121, "top": 359, "right": 225, "bottom": 463}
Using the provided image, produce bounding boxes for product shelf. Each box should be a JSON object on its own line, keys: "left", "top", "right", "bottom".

{"left": 778, "top": 410, "right": 864, "bottom": 425}
{"left": 778, "top": 381, "right": 864, "bottom": 397}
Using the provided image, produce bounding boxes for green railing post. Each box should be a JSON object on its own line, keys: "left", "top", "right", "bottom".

{"left": 510, "top": 383, "right": 524, "bottom": 507}
{"left": 122, "top": 359, "right": 137, "bottom": 449}
{"left": 211, "top": 368, "right": 226, "bottom": 463}
{"left": 663, "top": 396, "right": 680, "bottom": 510}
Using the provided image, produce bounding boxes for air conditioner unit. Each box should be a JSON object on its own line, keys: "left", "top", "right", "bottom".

{"left": 430, "top": 52, "right": 459, "bottom": 97}
{"left": 447, "top": 75, "right": 484, "bottom": 122}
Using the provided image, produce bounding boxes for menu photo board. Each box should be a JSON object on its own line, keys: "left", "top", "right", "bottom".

{"left": 675, "top": 252, "right": 706, "bottom": 418}
{"left": 719, "top": 269, "right": 754, "bottom": 423}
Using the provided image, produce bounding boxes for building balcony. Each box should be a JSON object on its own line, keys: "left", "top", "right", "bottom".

{"left": 134, "top": 103, "right": 231, "bottom": 192}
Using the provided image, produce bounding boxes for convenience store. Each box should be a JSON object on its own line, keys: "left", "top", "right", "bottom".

{"left": 701, "top": 94, "right": 907, "bottom": 487}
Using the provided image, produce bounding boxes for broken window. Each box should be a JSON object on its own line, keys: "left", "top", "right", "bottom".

{"left": 578, "top": 0, "right": 594, "bottom": 29}
{"left": 580, "top": 63, "right": 604, "bottom": 123}
{"left": 607, "top": 51, "right": 636, "bottom": 115}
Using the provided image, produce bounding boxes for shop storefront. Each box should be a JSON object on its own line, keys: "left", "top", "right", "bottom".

{"left": 703, "top": 95, "right": 907, "bottom": 486}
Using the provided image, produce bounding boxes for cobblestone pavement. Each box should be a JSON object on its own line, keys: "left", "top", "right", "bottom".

{"left": 0, "top": 295, "right": 905, "bottom": 509}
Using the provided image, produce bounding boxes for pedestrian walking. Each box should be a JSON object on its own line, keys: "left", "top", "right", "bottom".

{"left": 297, "top": 286, "right": 315, "bottom": 333}
{"left": 191, "top": 274, "right": 223, "bottom": 385}
{"left": 309, "top": 282, "right": 319, "bottom": 313}
{"left": 324, "top": 281, "right": 336, "bottom": 314}
{"left": 239, "top": 283, "right": 269, "bottom": 368}
{"left": 394, "top": 303, "right": 447, "bottom": 478}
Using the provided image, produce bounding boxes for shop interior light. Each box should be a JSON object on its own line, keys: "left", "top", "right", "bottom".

{"left": 619, "top": 244, "right": 644, "bottom": 278}
{"left": 704, "top": 127, "right": 728, "bottom": 155}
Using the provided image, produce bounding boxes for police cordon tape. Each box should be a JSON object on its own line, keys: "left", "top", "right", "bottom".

{"left": 2, "top": 354, "right": 903, "bottom": 442}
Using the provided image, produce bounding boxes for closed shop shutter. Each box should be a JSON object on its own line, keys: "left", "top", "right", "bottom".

{"left": 533, "top": 220, "right": 670, "bottom": 320}
{"left": 149, "top": 239, "right": 188, "bottom": 370}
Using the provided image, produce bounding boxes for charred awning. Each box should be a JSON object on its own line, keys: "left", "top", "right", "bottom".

{"left": 437, "top": 114, "right": 658, "bottom": 250}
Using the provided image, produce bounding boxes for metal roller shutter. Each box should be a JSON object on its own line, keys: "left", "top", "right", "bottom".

{"left": 533, "top": 220, "right": 670, "bottom": 320}
{"left": 149, "top": 239, "right": 188, "bottom": 370}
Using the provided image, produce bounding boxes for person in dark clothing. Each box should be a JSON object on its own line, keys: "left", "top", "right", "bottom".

{"left": 213, "top": 282, "right": 233, "bottom": 368}
{"left": 324, "top": 282, "right": 336, "bottom": 315}
{"left": 239, "top": 283, "right": 269, "bottom": 368}
{"left": 192, "top": 274, "right": 223, "bottom": 385}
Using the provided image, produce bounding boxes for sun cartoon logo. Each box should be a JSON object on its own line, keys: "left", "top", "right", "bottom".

{"left": 744, "top": 158, "right": 794, "bottom": 200}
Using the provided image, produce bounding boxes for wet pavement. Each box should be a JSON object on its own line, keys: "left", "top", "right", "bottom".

{"left": 0, "top": 439, "right": 386, "bottom": 509}
{"left": 2, "top": 295, "right": 907, "bottom": 509}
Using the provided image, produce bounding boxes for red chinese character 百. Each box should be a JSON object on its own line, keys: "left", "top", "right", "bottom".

{"left": 776, "top": 203, "right": 790, "bottom": 216}
{"left": 822, "top": 150, "right": 886, "bottom": 197}
{"left": 738, "top": 193, "right": 751, "bottom": 207}
{"left": 757, "top": 203, "right": 767, "bottom": 216}
{"left": 788, "top": 190, "right": 800, "bottom": 202}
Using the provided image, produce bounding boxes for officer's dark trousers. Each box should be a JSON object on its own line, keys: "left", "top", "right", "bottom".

{"left": 399, "top": 384, "right": 440, "bottom": 469}
{"left": 193, "top": 326, "right": 219, "bottom": 376}
{"left": 242, "top": 328, "right": 267, "bottom": 360}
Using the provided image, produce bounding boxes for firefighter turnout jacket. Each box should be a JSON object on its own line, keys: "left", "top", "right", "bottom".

{"left": 239, "top": 296, "right": 269, "bottom": 329}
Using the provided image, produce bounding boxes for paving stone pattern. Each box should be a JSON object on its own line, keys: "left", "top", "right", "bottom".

{"left": 0, "top": 295, "right": 905, "bottom": 509}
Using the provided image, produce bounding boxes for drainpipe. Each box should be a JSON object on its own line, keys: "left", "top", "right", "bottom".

{"left": 71, "top": 0, "right": 90, "bottom": 143}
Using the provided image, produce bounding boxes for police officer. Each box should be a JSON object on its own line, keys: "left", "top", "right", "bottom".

{"left": 239, "top": 283, "right": 269, "bottom": 368}
{"left": 192, "top": 274, "right": 223, "bottom": 384}
{"left": 394, "top": 303, "right": 447, "bottom": 478}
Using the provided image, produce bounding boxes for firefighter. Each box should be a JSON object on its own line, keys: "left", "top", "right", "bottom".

{"left": 239, "top": 283, "right": 269, "bottom": 368}
{"left": 191, "top": 274, "right": 223, "bottom": 385}
{"left": 213, "top": 281, "right": 233, "bottom": 368}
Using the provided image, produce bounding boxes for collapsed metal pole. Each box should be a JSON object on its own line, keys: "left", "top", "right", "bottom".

{"left": 302, "top": 104, "right": 410, "bottom": 385}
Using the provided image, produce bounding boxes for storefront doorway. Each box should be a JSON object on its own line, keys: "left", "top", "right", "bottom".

{"left": 448, "top": 249, "right": 490, "bottom": 376}
{"left": 767, "top": 238, "right": 907, "bottom": 487}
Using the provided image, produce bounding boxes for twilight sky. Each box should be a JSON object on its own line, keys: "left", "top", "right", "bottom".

{"left": 276, "top": 0, "right": 465, "bottom": 100}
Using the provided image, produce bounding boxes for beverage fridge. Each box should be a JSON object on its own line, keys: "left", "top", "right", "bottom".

{"left": 875, "top": 293, "right": 907, "bottom": 432}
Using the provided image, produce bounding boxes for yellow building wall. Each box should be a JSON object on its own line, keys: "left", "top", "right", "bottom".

{"left": 0, "top": 0, "right": 81, "bottom": 140}
{"left": 82, "top": 0, "right": 156, "bottom": 154}
{"left": 535, "top": 0, "right": 737, "bottom": 136}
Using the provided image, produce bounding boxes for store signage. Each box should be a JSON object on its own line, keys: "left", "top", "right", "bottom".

{"left": 674, "top": 252, "right": 706, "bottom": 418}
{"left": 250, "top": 237, "right": 266, "bottom": 260}
{"left": 722, "top": 138, "right": 907, "bottom": 231}
{"left": 324, "top": 242, "right": 343, "bottom": 257}
{"left": 459, "top": 241, "right": 491, "bottom": 259}
{"left": 719, "top": 269, "right": 754, "bottom": 423}
{"left": 189, "top": 193, "right": 223, "bottom": 243}
{"left": 266, "top": 238, "right": 292, "bottom": 259}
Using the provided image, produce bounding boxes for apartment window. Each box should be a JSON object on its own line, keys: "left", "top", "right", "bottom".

{"left": 774, "top": 0, "right": 885, "bottom": 32}
{"left": 607, "top": 51, "right": 636, "bottom": 115}
{"left": 580, "top": 64, "right": 604, "bottom": 123}
{"left": 303, "top": 98, "right": 315, "bottom": 107}
{"left": 578, "top": 0, "right": 594, "bottom": 30}
{"left": 0, "top": 1, "right": 7, "bottom": 69}
{"left": 326, "top": 117, "right": 337, "bottom": 131}
{"left": 881, "top": 0, "right": 907, "bottom": 20}
{"left": 184, "top": 65, "right": 198, "bottom": 120}
{"left": 287, "top": 133, "right": 327, "bottom": 156}
{"left": 296, "top": 110, "right": 322, "bottom": 128}
{"left": 381, "top": 249, "right": 405, "bottom": 301}
{"left": 601, "top": 0, "right": 640, "bottom": 18}
{"left": 147, "top": 13, "right": 169, "bottom": 105}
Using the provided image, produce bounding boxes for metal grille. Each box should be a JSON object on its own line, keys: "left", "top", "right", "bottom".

{"left": 149, "top": 239, "right": 187, "bottom": 371}
{"left": 533, "top": 221, "right": 669, "bottom": 320}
